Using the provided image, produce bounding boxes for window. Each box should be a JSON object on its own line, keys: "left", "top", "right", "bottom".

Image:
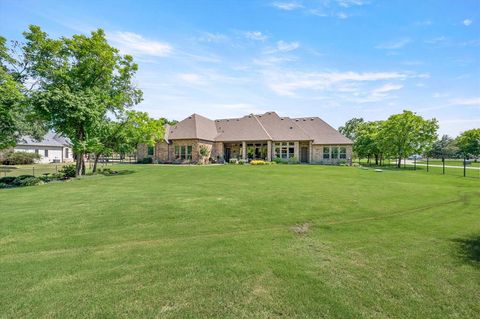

{"left": 44, "top": 149, "right": 48, "bottom": 157}
{"left": 339, "top": 147, "right": 347, "bottom": 159}
{"left": 331, "top": 147, "right": 339, "bottom": 159}
{"left": 274, "top": 142, "right": 295, "bottom": 159}
{"left": 35, "top": 149, "right": 39, "bottom": 154}
{"left": 65, "top": 148, "right": 69, "bottom": 159}
{"left": 323, "top": 147, "right": 330, "bottom": 159}
{"left": 174, "top": 144, "right": 192, "bottom": 160}
{"left": 147, "top": 146, "right": 154, "bottom": 156}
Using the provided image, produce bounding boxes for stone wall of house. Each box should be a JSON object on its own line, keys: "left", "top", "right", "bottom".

{"left": 211, "top": 142, "right": 224, "bottom": 162}
{"left": 137, "top": 144, "right": 148, "bottom": 161}
{"left": 311, "top": 145, "right": 353, "bottom": 164}
{"left": 156, "top": 141, "right": 170, "bottom": 162}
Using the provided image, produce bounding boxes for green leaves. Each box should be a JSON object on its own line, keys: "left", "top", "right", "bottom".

{"left": 456, "top": 129, "right": 480, "bottom": 157}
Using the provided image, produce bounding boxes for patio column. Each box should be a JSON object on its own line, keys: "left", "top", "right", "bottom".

{"left": 294, "top": 141, "right": 300, "bottom": 160}
{"left": 242, "top": 141, "right": 247, "bottom": 160}
{"left": 267, "top": 141, "right": 272, "bottom": 161}
{"left": 309, "top": 141, "right": 313, "bottom": 163}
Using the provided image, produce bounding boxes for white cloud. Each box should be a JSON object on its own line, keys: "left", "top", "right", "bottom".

{"left": 425, "top": 36, "right": 446, "bottom": 45}
{"left": 197, "top": 32, "right": 229, "bottom": 43}
{"left": 433, "top": 92, "right": 449, "bottom": 98}
{"left": 245, "top": 31, "right": 268, "bottom": 41}
{"left": 177, "top": 73, "right": 204, "bottom": 85}
{"left": 371, "top": 83, "right": 403, "bottom": 94}
{"left": 271, "top": 1, "right": 303, "bottom": 10}
{"left": 108, "top": 31, "right": 172, "bottom": 57}
{"left": 449, "top": 97, "right": 480, "bottom": 106}
{"left": 276, "top": 40, "right": 300, "bottom": 52}
{"left": 376, "top": 38, "right": 411, "bottom": 49}
{"left": 463, "top": 19, "right": 473, "bottom": 26}
{"left": 264, "top": 70, "right": 422, "bottom": 96}
{"left": 337, "top": 0, "right": 368, "bottom": 7}
{"left": 336, "top": 12, "right": 349, "bottom": 19}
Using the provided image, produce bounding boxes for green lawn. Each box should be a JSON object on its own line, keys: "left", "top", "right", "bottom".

{"left": 1, "top": 165, "right": 479, "bottom": 318}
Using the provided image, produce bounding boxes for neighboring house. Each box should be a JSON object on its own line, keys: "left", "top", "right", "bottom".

{"left": 138, "top": 111, "right": 353, "bottom": 164}
{"left": 14, "top": 132, "right": 74, "bottom": 164}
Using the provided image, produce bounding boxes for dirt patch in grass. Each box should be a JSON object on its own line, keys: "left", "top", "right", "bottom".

{"left": 291, "top": 223, "right": 311, "bottom": 235}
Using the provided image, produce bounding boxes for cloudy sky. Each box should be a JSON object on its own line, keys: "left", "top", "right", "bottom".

{"left": 1, "top": 0, "right": 479, "bottom": 136}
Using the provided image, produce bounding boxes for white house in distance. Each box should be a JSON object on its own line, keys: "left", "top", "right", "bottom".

{"left": 14, "top": 132, "right": 74, "bottom": 164}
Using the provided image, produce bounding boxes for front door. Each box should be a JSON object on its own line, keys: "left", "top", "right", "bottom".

{"left": 300, "top": 147, "right": 308, "bottom": 163}
{"left": 225, "top": 148, "right": 231, "bottom": 162}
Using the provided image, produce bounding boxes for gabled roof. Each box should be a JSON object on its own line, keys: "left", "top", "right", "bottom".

{"left": 214, "top": 114, "right": 271, "bottom": 142}
{"left": 293, "top": 117, "right": 353, "bottom": 145}
{"left": 166, "top": 112, "right": 352, "bottom": 145}
{"left": 168, "top": 114, "right": 218, "bottom": 141}
{"left": 256, "top": 112, "right": 311, "bottom": 141}
{"left": 17, "top": 132, "right": 72, "bottom": 147}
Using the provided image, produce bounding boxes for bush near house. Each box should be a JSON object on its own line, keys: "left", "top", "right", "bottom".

{"left": 1, "top": 151, "right": 41, "bottom": 165}
{"left": 0, "top": 175, "right": 43, "bottom": 188}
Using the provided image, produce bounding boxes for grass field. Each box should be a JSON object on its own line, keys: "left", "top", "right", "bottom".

{"left": 1, "top": 165, "right": 479, "bottom": 318}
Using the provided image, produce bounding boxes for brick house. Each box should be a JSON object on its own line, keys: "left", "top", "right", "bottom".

{"left": 137, "top": 112, "right": 353, "bottom": 164}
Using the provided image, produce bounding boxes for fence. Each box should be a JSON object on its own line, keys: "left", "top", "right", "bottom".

{"left": 357, "top": 158, "right": 480, "bottom": 178}
{"left": 0, "top": 160, "right": 124, "bottom": 178}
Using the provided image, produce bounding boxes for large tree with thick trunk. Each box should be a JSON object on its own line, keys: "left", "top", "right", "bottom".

{"left": 21, "top": 25, "right": 142, "bottom": 175}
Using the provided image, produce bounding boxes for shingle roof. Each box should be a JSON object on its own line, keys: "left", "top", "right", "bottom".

{"left": 214, "top": 114, "right": 271, "bottom": 142}
{"left": 168, "top": 114, "right": 218, "bottom": 141}
{"left": 17, "top": 132, "right": 72, "bottom": 147}
{"left": 292, "top": 117, "right": 353, "bottom": 145}
{"left": 166, "top": 112, "right": 352, "bottom": 145}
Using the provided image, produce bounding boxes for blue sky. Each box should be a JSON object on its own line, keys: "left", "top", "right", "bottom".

{"left": 1, "top": 0, "right": 479, "bottom": 136}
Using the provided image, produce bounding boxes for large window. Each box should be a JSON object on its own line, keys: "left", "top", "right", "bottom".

{"left": 323, "top": 147, "right": 330, "bottom": 159}
{"left": 339, "top": 147, "right": 347, "bottom": 159}
{"left": 274, "top": 142, "right": 295, "bottom": 159}
{"left": 147, "top": 146, "right": 154, "bottom": 156}
{"left": 44, "top": 149, "right": 48, "bottom": 157}
{"left": 175, "top": 145, "right": 192, "bottom": 160}
{"left": 331, "top": 147, "right": 339, "bottom": 159}
{"left": 65, "top": 148, "right": 69, "bottom": 159}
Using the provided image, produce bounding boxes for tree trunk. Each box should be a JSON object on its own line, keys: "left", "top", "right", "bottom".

{"left": 75, "top": 152, "right": 83, "bottom": 176}
{"left": 81, "top": 156, "right": 86, "bottom": 175}
{"left": 397, "top": 156, "right": 402, "bottom": 168}
{"left": 375, "top": 154, "right": 379, "bottom": 166}
{"left": 93, "top": 153, "right": 100, "bottom": 173}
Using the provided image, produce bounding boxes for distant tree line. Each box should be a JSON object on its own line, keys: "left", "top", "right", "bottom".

{"left": 339, "top": 112, "right": 479, "bottom": 167}
{"left": 1, "top": 25, "right": 174, "bottom": 176}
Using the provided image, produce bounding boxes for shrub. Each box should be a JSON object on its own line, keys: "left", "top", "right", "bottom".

{"left": 1, "top": 151, "right": 40, "bottom": 165}
{"left": 60, "top": 164, "right": 76, "bottom": 178}
{"left": 229, "top": 158, "right": 238, "bottom": 164}
{"left": 238, "top": 159, "right": 247, "bottom": 165}
{"left": 139, "top": 157, "right": 153, "bottom": 164}
{"left": 273, "top": 157, "right": 287, "bottom": 164}
{"left": 250, "top": 160, "right": 267, "bottom": 165}
{"left": 0, "top": 183, "right": 8, "bottom": 189}
{"left": 0, "top": 176, "right": 16, "bottom": 185}
{"left": 12, "top": 175, "right": 43, "bottom": 187}
{"left": 98, "top": 168, "right": 119, "bottom": 176}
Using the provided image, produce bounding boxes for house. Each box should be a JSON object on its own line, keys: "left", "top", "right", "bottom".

{"left": 14, "top": 132, "right": 74, "bottom": 164}
{"left": 137, "top": 112, "right": 353, "bottom": 164}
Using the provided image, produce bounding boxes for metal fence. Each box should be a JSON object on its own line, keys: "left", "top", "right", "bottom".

{"left": 357, "top": 158, "right": 480, "bottom": 178}
{"left": 0, "top": 160, "right": 126, "bottom": 178}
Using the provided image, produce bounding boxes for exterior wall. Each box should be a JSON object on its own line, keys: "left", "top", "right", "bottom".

{"left": 211, "top": 142, "right": 224, "bottom": 162}
{"left": 14, "top": 145, "right": 73, "bottom": 163}
{"left": 311, "top": 145, "right": 353, "bottom": 164}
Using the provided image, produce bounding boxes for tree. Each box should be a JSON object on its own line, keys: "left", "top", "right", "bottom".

{"left": 456, "top": 129, "right": 480, "bottom": 158}
{"left": 0, "top": 36, "right": 45, "bottom": 149}
{"left": 354, "top": 121, "right": 384, "bottom": 165}
{"left": 122, "top": 111, "right": 166, "bottom": 155}
{"left": 338, "top": 117, "right": 364, "bottom": 141}
{"left": 427, "top": 135, "right": 459, "bottom": 159}
{"left": 199, "top": 145, "right": 209, "bottom": 164}
{"left": 380, "top": 110, "right": 438, "bottom": 167}
{"left": 22, "top": 25, "right": 142, "bottom": 176}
